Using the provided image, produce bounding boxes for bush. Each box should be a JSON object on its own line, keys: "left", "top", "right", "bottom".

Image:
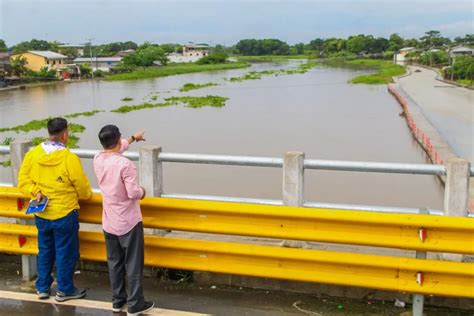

{"left": 419, "top": 51, "right": 448, "bottom": 66}
{"left": 79, "top": 63, "right": 92, "bottom": 77}
{"left": 26, "top": 67, "right": 57, "bottom": 79}
{"left": 450, "top": 56, "right": 474, "bottom": 80}
{"left": 196, "top": 53, "right": 228, "bottom": 65}
{"left": 93, "top": 69, "right": 105, "bottom": 77}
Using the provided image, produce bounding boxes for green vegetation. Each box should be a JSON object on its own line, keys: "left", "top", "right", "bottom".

{"left": 111, "top": 102, "right": 173, "bottom": 113}
{"left": 456, "top": 79, "right": 473, "bottom": 86}
{"left": 150, "top": 95, "right": 158, "bottom": 101}
{"left": 65, "top": 110, "right": 104, "bottom": 118}
{"left": 347, "top": 59, "right": 405, "bottom": 84}
{"left": 196, "top": 53, "right": 228, "bottom": 65}
{"left": 121, "top": 42, "right": 168, "bottom": 67}
{"left": 121, "top": 97, "right": 134, "bottom": 102}
{"left": 235, "top": 55, "right": 316, "bottom": 61}
{"left": 228, "top": 61, "right": 319, "bottom": 82}
{"left": 106, "top": 62, "right": 249, "bottom": 81}
{"left": 450, "top": 56, "right": 474, "bottom": 82}
{"left": 180, "top": 82, "right": 219, "bottom": 92}
{"left": 165, "top": 96, "right": 229, "bottom": 108}
{"left": 323, "top": 59, "right": 405, "bottom": 84}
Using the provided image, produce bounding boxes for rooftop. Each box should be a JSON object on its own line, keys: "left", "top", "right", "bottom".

{"left": 26, "top": 51, "right": 67, "bottom": 59}
{"left": 74, "top": 57, "right": 122, "bottom": 62}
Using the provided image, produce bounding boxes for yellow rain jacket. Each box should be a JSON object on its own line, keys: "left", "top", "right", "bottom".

{"left": 18, "top": 143, "right": 92, "bottom": 220}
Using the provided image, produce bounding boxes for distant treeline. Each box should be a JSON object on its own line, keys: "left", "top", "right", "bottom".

{"left": 1, "top": 31, "right": 472, "bottom": 58}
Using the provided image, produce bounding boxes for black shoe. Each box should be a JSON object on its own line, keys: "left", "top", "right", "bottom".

{"left": 113, "top": 301, "right": 127, "bottom": 313}
{"left": 55, "top": 287, "right": 87, "bottom": 302}
{"left": 127, "top": 301, "right": 154, "bottom": 315}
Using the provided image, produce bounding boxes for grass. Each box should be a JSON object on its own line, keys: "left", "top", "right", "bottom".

{"left": 322, "top": 59, "right": 406, "bottom": 84}
{"left": 111, "top": 102, "right": 173, "bottom": 113}
{"left": 65, "top": 110, "right": 104, "bottom": 119}
{"left": 106, "top": 62, "right": 250, "bottom": 81}
{"left": 227, "top": 61, "right": 319, "bottom": 82}
{"left": 234, "top": 55, "right": 317, "bottom": 61}
{"left": 179, "top": 82, "right": 219, "bottom": 92}
{"left": 121, "top": 97, "right": 134, "bottom": 101}
{"left": 456, "top": 79, "right": 473, "bottom": 86}
{"left": 150, "top": 95, "right": 158, "bottom": 101}
{"left": 165, "top": 96, "right": 229, "bottom": 108}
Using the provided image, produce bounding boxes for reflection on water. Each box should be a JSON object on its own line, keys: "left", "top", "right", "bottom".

{"left": 0, "top": 61, "right": 444, "bottom": 209}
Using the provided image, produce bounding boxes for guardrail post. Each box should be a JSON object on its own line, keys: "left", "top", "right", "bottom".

{"left": 443, "top": 158, "right": 470, "bottom": 262}
{"left": 412, "top": 208, "right": 428, "bottom": 316}
{"left": 10, "top": 140, "right": 37, "bottom": 281}
{"left": 281, "top": 151, "right": 305, "bottom": 248}
{"left": 139, "top": 146, "right": 166, "bottom": 236}
{"left": 444, "top": 158, "right": 470, "bottom": 217}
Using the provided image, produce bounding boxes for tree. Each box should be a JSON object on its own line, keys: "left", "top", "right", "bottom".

{"left": 291, "top": 43, "right": 305, "bottom": 55}
{"left": 11, "top": 39, "right": 50, "bottom": 52}
{"left": 60, "top": 47, "right": 79, "bottom": 59}
{"left": 235, "top": 39, "right": 290, "bottom": 55}
{"left": 79, "top": 63, "right": 92, "bottom": 77}
{"left": 309, "top": 38, "right": 324, "bottom": 53}
{"left": 0, "top": 39, "right": 7, "bottom": 52}
{"left": 122, "top": 43, "right": 168, "bottom": 67}
{"left": 419, "top": 30, "right": 449, "bottom": 49}
{"left": 10, "top": 56, "right": 28, "bottom": 76}
{"left": 388, "top": 33, "right": 404, "bottom": 51}
{"left": 347, "top": 35, "right": 371, "bottom": 54}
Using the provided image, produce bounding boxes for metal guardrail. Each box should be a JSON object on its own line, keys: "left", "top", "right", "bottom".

{"left": 0, "top": 188, "right": 473, "bottom": 298}
{"left": 0, "top": 222, "right": 472, "bottom": 298}
{"left": 1, "top": 144, "right": 473, "bottom": 217}
{"left": 2, "top": 145, "right": 472, "bottom": 175}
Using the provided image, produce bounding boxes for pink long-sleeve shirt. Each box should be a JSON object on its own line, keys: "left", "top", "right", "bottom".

{"left": 93, "top": 139, "right": 144, "bottom": 235}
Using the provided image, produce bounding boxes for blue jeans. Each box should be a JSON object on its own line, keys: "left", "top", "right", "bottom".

{"left": 35, "top": 210, "right": 80, "bottom": 294}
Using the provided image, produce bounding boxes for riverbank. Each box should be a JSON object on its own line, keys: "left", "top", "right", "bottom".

{"left": 0, "top": 80, "right": 69, "bottom": 92}
{"left": 105, "top": 62, "right": 250, "bottom": 81}
{"left": 234, "top": 54, "right": 317, "bottom": 62}
{"left": 322, "top": 59, "right": 406, "bottom": 84}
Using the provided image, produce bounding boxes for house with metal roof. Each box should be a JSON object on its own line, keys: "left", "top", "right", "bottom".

{"left": 449, "top": 45, "right": 474, "bottom": 58}
{"left": 10, "top": 51, "right": 68, "bottom": 72}
{"left": 73, "top": 57, "right": 122, "bottom": 72}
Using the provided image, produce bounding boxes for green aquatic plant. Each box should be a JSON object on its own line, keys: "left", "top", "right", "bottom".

{"left": 121, "top": 97, "right": 134, "bottom": 102}
{"left": 65, "top": 110, "right": 104, "bottom": 118}
{"left": 179, "top": 82, "right": 219, "bottom": 92}
{"left": 106, "top": 62, "right": 250, "bottom": 81}
{"left": 111, "top": 102, "right": 174, "bottom": 113}
{"left": 165, "top": 95, "right": 229, "bottom": 108}
{"left": 0, "top": 119, "right": 86, "bottom": 134}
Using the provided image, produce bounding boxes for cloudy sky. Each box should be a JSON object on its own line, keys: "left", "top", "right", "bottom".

{"left": 0, "top": 0, "right": 472, "bottom": 46}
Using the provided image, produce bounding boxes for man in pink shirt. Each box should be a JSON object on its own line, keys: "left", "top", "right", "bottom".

{"left": 93, "top": 125, "right": 154, "bottom": 315}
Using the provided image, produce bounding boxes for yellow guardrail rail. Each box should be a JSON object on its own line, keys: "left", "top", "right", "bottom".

{"left": 0, "top": 222, "right": 472, "bottom": 298}
{"left": 1, "top": 186, "right": 474, "bottom": 298}
{"left": 1, "top": 187, "right": 473, "bottom": 254}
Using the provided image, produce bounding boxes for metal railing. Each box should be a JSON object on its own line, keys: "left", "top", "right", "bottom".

{"left": 1, "top": 145, "right": 473, "bottom": 217}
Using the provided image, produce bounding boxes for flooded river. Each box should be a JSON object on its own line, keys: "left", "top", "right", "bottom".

{"left": 0, "top": 61, "right": 444, "bottom": 210}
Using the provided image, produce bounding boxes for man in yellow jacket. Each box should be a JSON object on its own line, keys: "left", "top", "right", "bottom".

{"left": 18, "top": 117, "right": 92, "bottom": 301}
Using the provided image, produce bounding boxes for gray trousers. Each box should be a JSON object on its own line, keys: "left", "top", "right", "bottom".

{"left": 104, "top": 222, "right": 145, "bottom": 310}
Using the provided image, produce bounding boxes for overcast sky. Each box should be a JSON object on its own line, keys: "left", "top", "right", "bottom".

{"left": 0, "top": 0, "right": 472, "bottom": 46}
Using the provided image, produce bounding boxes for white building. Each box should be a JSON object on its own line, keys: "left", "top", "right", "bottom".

{"left": 73, "top": 57, "right": 122, "bottom": 72}
{"left": 449, "top": 45, "right": 474, "bottom": 59}
{"left": 394, "top": 47, "right": 417, "bottom": 62}
{"left": 167, "top": 43, "right": 210, "bottom": 63}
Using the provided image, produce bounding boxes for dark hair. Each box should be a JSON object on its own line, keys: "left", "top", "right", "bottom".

{"left": 47, "top": 118, "right": 68, "bottom": 135}
{"left": 98, "top": 125, "right": 121, "bottom": 149}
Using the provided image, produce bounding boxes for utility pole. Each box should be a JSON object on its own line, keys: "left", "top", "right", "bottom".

{"left": 86, "top": 38, "right": 94, "bottom": 79}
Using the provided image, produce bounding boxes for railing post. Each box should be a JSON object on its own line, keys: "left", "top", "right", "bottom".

{"left": 443, "top": 158, "right": 470, "bottom": 262}
{"left": 281, "top": 151, "right": 305, "bottom": 248}
{"left": 444, "top": 158, "right": 470, "bottom": 217}
{"left": 10, "top": 140, "right": 37, "bottom": 281}
{"left": 283, "top": 151, "right": 305, "bottom": 207}
{"left": 412, "top": 208, "right": 428, "bottom": 316}
{"left": 139, "top": 146, "right": 165, "bottom": 236}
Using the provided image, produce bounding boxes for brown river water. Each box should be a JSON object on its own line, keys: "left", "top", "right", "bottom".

{"left": 0, "top": 60, "right": 444, "bottom": 210}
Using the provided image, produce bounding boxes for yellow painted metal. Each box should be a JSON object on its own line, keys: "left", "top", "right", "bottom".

{"left": 0, "top": 186, "right": 473, "bottom": 254}
{"left": 0, "top": 223, "right": 472, "bottom": 298}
